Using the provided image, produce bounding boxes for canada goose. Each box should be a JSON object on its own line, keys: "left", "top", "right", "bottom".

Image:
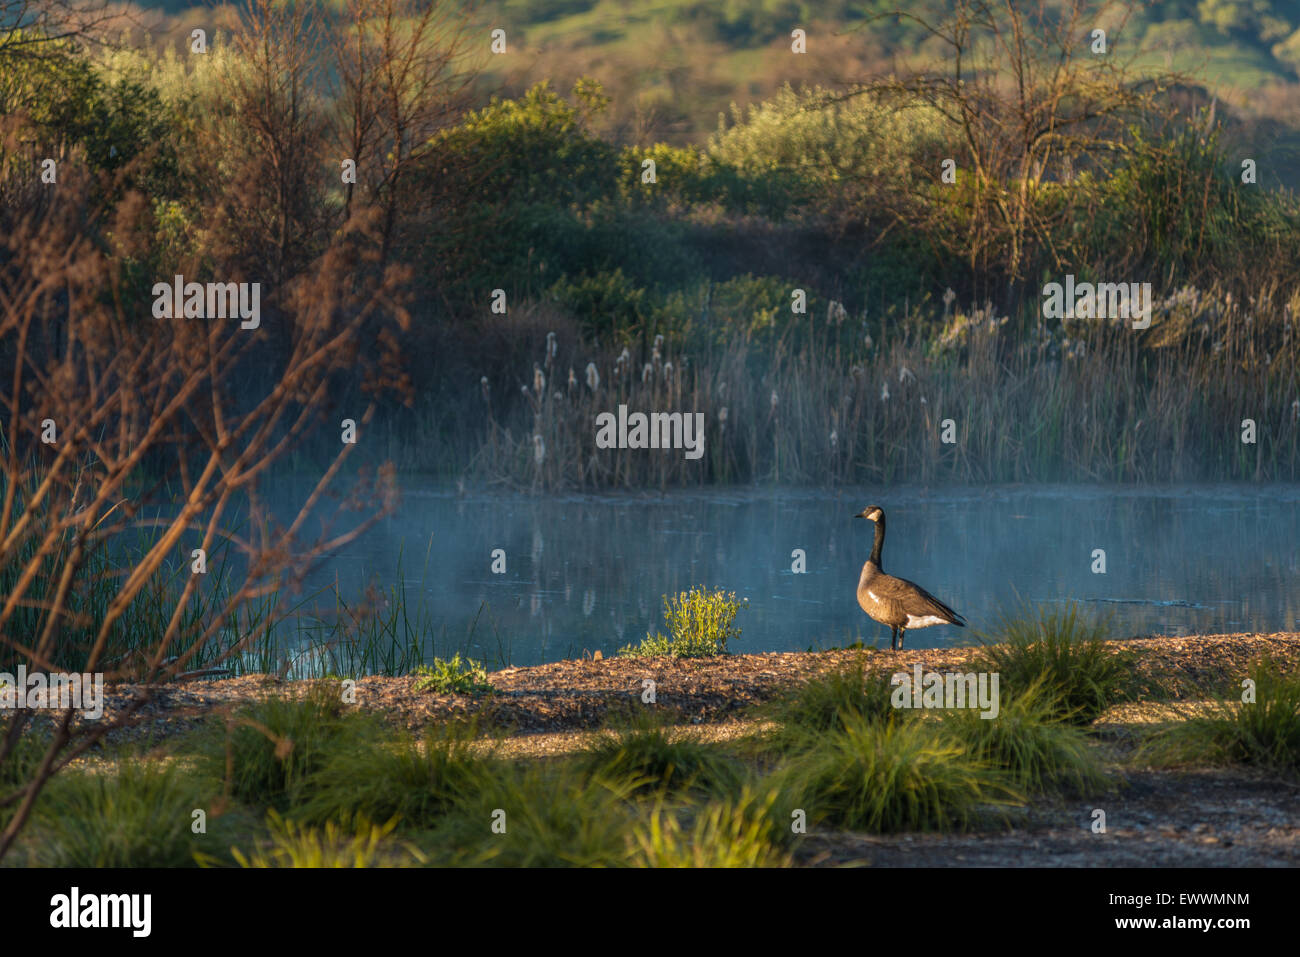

{"left": 854, "top": 505, "right": 965, "bottom": 650}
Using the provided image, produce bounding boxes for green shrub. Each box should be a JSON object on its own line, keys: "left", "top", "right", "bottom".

{"left": 412, "top": 655, "right": 493, "bottom": 694}
{"left": 546, "top": 268, "right": 647, "bottom": 339}
{"left": 708, "top": 84, "right": 946, "bottom": 198}
{"left": 972, "top": 601, "right": 1131, "bottom": 725}
{"left": 618, "top": 586, "right": 744, "bottom": 658}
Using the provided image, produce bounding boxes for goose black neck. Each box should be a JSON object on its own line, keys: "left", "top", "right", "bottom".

{"left": 869, "top": 516, "right": 885, "bottom": 567}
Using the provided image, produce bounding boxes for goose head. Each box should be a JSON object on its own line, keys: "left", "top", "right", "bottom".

{"left": 854, "top": 506, "right": 884, "bottom": 522}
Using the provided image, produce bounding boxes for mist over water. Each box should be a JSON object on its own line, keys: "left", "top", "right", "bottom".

{"left": 274, "top": 483, "right": 1300, "bottom": 668}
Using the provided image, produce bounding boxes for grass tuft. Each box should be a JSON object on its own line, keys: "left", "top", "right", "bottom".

{"left": 1142, "top": 658, "right": 1300, "bottom": 774}
{"left": 939, "top": 677, "right": 1110, "bottom": 795}
{"left": 777, "top": 713, "right": 1019, "bottom": 833}
{"left": 29, "top": 760, "right": 225, "bottom": 867}
{"left": 225, "top": 810, "right": 425, "bottom": 868}
{"left": 632, "top": 787, "right": 790, "bottom": 867}
{"left": 294, "top": 721, "right": 493, "bottom": 829}
{"left": 433, "top": 762, "right": 638, "bottom": 867}
{"left": 199, "top": 682, "right": 357, "bottom": 809}
{"left": 573, "top": 716, "right": 745, "bottom": 797}
{"left": 765, "top": 660, "right": 900, "bottom": 749}
{"left": 972, "top": 601, "right": 1131, "bottom": 725}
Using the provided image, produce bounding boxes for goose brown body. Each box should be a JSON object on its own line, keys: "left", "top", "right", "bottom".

{"left": 854, "top": 506, "right": 965, "bottom": 650}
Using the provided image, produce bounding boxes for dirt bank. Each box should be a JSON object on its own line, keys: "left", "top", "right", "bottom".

{"left": 90, "top": 630, "right": 1300, "bottom": 740}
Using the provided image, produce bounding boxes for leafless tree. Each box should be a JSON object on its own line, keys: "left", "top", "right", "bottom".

{"left": 0, "top": 0, "right": 120, "bottom": 64}
{"left": 0, "top": 164, "right": 411, "bottom": 860}
{"left": 330, "top": 0, "right": 479, "bottom": 263}
{"left": 216, "top": 0, "right": 330, "bottom": 291}
{"left": 843, "top": 0, "right": 1187, "bottom": 284}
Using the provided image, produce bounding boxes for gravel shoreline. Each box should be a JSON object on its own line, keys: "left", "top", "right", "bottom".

{"left": 90, "top": 630, "right": 1300, "bottom": 741}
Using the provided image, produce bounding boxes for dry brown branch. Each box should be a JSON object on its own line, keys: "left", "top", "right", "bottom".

{"left": 0, "top": 162, "right": 410, "bottom": 859}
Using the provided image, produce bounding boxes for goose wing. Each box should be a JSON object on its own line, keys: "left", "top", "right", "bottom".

{"left": 889, "top": 574, "right": 966, "bottom": 626}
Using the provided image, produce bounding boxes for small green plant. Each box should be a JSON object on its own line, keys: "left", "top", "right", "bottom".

{"left": 778, "top": 713, "right": 1019, "bottom": 833}
{"left": 225, "top": 810, "right": 425, "bottom": 868}
{"left": 939, "top": 677, "right": 1110, "bottom": 794}
{"left": 618, "top": 586, "right": 743, "bottom": 658}
{"left": 1142, "top": 658, "right": 1300, "bottom": 774}
{"left": 972, "top": 601, "right": 1131, "bottom": 725}
{"left": 632, "top": 787, "right": 790, "bottom": 867}
{"left": 574, "top": 717, "right": 744, "bottom": 797}
{"left": 412, "top": 654, "right": 493, "bottom": 694}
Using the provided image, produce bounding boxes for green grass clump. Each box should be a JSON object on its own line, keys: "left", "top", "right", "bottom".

{"left": 29, "top": 761, "right": 225, "bottom": 867}
{"left": 618, "top": 586, "right": 744, "bottom": 658}
{"left": 226, "top": 810, "right": 425, "bottom": 868}
{"left": 412, "top": 654, "right": 493, "bottom": 694}
{"left": 200, "top": 682, "right": 357, "bottom": 809}
{"left": 632, "top": 787, "right": 790, "bottom": 867}
{"left": 972, "top": 601, "right": 1131, "bottom": 725}
{"left": 0, "top": 732, "right": 50, "bottom": 828}
{"left": 574, "top": 717, "right": 744, "bottom": 797}
{"left": 294, "top": 722, "right": 493, "bottom": 829}
{"left": 778, "top": 713, "right": 1018, "bottom": 833}
{"left": 433, "top": 762, "right": 638, "bottom": 867}
{"left": 1142, "top": 658, "right": 1300, "bottom": 774}
{"left": 939, "top": 678, "right": 1110, "bottom": 795}
{"left": 765, "top": 661, "right": 900, "bottom": 748}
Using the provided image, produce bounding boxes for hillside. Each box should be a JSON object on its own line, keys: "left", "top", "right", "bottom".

{"left": 122, "top": 0, "right": 1300, "bottom": 144}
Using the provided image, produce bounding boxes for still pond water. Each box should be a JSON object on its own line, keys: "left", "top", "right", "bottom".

{"left": 277, "top": 483, "right": 1300, "bottom": 668}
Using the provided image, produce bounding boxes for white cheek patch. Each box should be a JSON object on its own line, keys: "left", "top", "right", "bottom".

{"left": 906, "top": 614, "right": 948, "bottom": 628}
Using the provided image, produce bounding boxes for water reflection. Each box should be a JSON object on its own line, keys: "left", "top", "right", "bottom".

{"left": 271, "top": 483, "right": 1300, "bottom": 668}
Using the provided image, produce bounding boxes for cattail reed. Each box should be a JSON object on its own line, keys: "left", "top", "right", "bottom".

{"left": 467, "top": 282, "right": 1300, "bottom": 490}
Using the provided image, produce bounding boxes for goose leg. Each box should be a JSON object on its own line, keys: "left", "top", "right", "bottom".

{"left": 890, "top": 626, "right": 898, "bottom": 651}
{"left": 898, "top": 626, "right": 907, "bottom": 651}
